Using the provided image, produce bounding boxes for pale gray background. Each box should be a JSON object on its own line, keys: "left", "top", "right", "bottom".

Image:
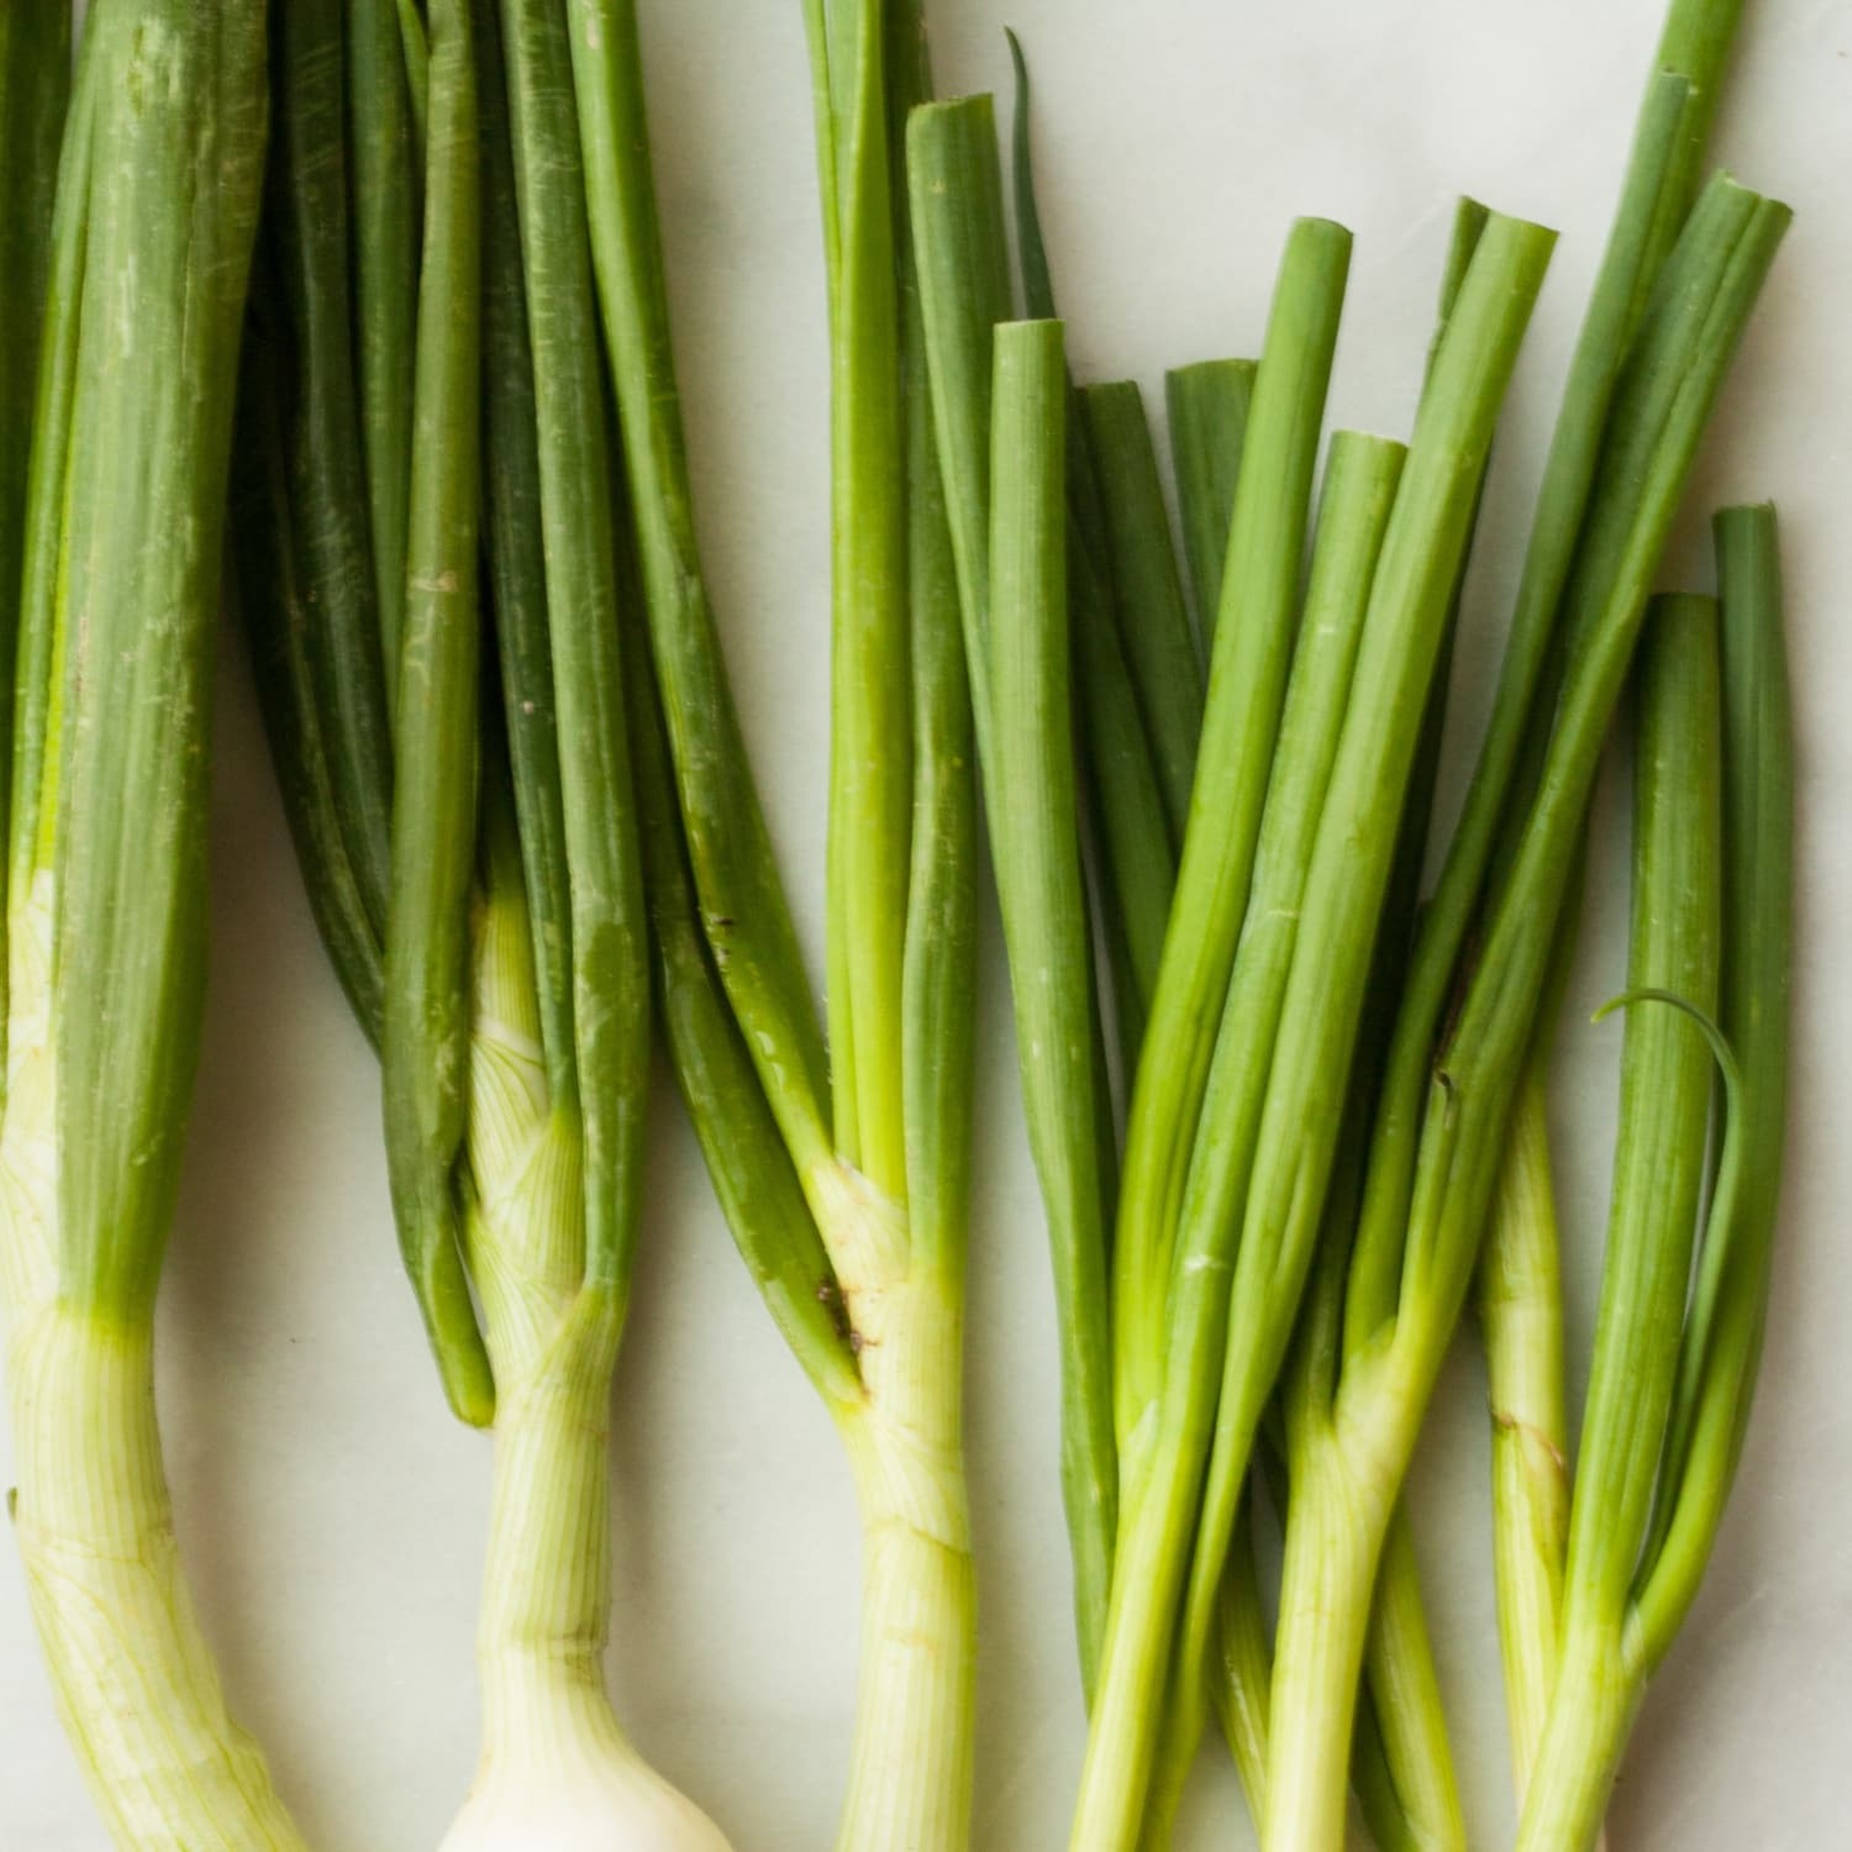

{"left": 3, "top": 0, "right": 1847, "bottom": 1844}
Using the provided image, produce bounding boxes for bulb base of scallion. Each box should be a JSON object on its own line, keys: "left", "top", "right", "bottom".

{"left": 449, "top": 1084, "right": 731, "bottom": 1852}
{"left": 1, "top": 879, "right": 307, "bottom": 1852}
{"left": 442, "top": 1294, "right": 732, "bottom": 1852}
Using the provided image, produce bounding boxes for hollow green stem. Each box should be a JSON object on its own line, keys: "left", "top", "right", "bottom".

{"left": 1070, "top": 414, "right": 1403, "bottom": 1852}
{"left": 1082, "top": 380, "right": 1205, "bottom": 841}
{"left": 345, "top": 0, "right": 419, "bottom": 708}
{"left": 1513, "top": 593, "right": 1723, "bottom": 1852}
{"left": 1631, "top": 505, "right": 1791, "bottom": 1659}
{"left": 913, "top": 88, "right": 1122, "bottom": 1682}
{"left": 566, "top": 0, "right": 835, "bottom": 1196}
{"left": 1110, "top": 216, "right": 1351, "bottom": 1472}
{"left": 1166, "top": 359, "right": 1257, "bottom": 647}
{"left": 381, "top": 0, "right": 495, "bottom": 1425}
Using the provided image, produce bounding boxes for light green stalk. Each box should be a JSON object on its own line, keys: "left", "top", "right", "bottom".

{"left": 1082, "top": 380, "right": 1205, "bottom": 842}
{"left": 0, "top": 6, "right": 305, "bottom": 1846}
{"left": 816, "top": 0, "right": 914, "bottom": 1194}
{"left": 911, "top": 88, "right": 1118, "bottom": 1689}
{"left": 1515, "top": 593, "right": 1722, "bottom": 1849}
{"left": 1126, "top": 216, "right": 1554, "bottom": 1852}
{"left": 1479, "top": 1064, "right": 1572, "bottom": 1797}
{"left": 1107, "top": 220, "right": 1350, "bottom": 1476}
{"left": 1166, "top": 359, "right": 1257, "bottom": 647}
{"left": 1518, "top": 509, "right": 1791, "bottom": 1849}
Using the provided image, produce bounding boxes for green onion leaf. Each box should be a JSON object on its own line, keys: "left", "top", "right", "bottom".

{"left": 381, "top": 0, "right": 494, "bottom": 1424}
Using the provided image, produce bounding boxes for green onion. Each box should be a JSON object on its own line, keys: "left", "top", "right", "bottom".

{"left": 0, "top": 5, "right": 308, "bottom": 1844}
{"left": 1516, "top": 591, "right": 1725, "bottom": 1849}
{"left": 238, "top": 0, "right": 731, "bottom": 1837}
{"left": 911, "top": 86, "right": 1121, "bottom": 1688}
{"left": 560, "top": 5, "right": 982, "bottom": 1844}
{"left": 1517, "top": 508, "right": 1791, "bottom": 1850}
{"left": 382, "top": 0, "right": 492, "bottom": 1429}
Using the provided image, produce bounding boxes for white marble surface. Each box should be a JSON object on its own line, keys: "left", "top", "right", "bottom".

{"left": 5, "top": 0, "right": 1849, "bottom": 1844}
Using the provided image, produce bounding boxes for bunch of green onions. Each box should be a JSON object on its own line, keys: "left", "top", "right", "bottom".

{"left": 242, "top": 0, "right": 986, "bottom": 1844}
{"left": 0, "top": 3, "right": 310, "bottom": 1846}
{"left": 896, "top": 3, "right": 1790, "bottom": 1850}
{"left": 0, "top": 2, "right": 1798, "bottom": 1849}
{"left": 235, "top": 0, "right": 739, "bottom": 1842}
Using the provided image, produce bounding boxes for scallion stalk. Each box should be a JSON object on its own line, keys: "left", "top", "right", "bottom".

{"left": 1514, "top": 590, "right": 1724, "bottom": 1850}
{"left": 0, "top": 6, "right": 307, "bottom": 1845}
{"left": 910, "top": 84, "right": 1123, "bottom": 1688}
{"left": 561, "top": 5, "right": 982, "bottom": 1844}
{"left": 1516, "top": 507, "right": 1791, "bottom": 1850}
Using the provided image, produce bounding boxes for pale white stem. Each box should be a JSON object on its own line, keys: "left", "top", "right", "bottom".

{"left": 7, "top": 1303, "right": 309, "bottom": 1852}
{"left": 833, "top": 1261, "right": 975, "bottom": 1852}
{"left": 1, "top": 875, "right": 305, "bottom": 1851}
{"left": 439, "top": 1289, "right": 730, "bottom": 1852}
